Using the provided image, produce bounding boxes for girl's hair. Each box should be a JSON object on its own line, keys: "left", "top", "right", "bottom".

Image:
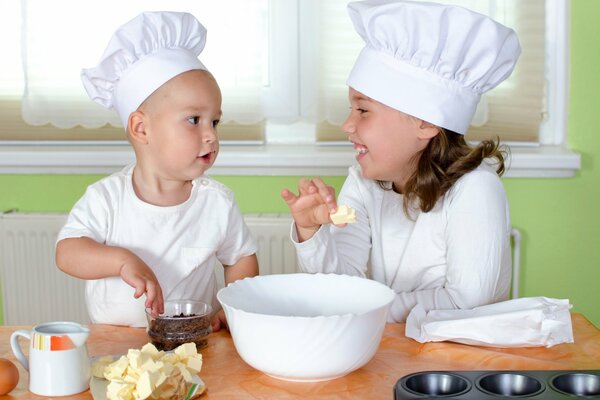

{"left": 379, "top": 129, "right": 507, "bottom": 216}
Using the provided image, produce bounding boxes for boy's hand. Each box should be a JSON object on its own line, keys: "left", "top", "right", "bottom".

{"left": 281, "top": 177, "right": 341, "bottom": 241}
{"left": 210, "top": 309, "right": 228, "bottom": 332}
{"left": 120, "top": 257, "right": 164, "bottom": 316}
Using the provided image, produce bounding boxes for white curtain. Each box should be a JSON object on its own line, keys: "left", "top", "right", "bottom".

{"left": 9, "top": 0, "right": 545, "bottom": 143}
{"left": 21, "top": 0, "right": 266, "bottom": 129}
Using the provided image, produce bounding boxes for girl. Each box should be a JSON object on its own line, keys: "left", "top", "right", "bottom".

{"left": 281, "top": 0, "right": 521, "bottom": 322}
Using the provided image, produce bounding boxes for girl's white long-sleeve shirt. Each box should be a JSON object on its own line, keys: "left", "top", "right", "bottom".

{"left": 291, "top": 164, "right": 512, "bottom": 322}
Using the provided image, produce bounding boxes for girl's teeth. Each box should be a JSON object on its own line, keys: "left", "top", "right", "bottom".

{"left": 356, "top": 148, "right": 368, "bottom": 156}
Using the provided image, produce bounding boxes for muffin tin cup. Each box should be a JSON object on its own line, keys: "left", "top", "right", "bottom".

{"left": 395, "top": 370, "right": 600, "bottom": 399}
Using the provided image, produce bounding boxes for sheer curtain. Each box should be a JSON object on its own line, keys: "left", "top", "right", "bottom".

{"left": 313, "top": 0, "right": 545, "bottom": 143}
{"left": 3, "top": 0, "right": 546, "bottom": 144}
{"left": 20, "top": 0, "right": 266, "bottom": 129}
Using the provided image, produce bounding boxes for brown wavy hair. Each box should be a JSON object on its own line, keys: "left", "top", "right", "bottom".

{"left": 379, "top": 129, "right": 507, "bottom": 216}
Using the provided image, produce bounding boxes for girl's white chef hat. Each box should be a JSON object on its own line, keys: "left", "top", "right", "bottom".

{"left": 346, "top": 0, "right": 521, "bottom": 134}
{"left": 81, "top": 11, "right": 208, "bottom": 128}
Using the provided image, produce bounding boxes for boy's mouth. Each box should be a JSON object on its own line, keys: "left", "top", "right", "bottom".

{"left": 197, "top": 151, "right": 215, "bottom": 162}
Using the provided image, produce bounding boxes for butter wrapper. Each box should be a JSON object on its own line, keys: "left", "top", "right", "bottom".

{"left": 405, "top": 297, "right": 574, "bottom": 348}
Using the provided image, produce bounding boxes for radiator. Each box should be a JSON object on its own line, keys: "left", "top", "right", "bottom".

{"left": 0, "top": 213, "right": 521, "bottom": 325}
{"left": 0, "top": 212, "right": 298, "bottom": 325}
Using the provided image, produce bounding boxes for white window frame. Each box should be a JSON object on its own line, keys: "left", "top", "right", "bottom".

{"left": 0, "top": 0, "right": 580, "bottom": 177}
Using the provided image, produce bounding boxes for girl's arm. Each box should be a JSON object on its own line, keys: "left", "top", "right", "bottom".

{"left": 291, "top": 169, "right": 372, "bottom": 278}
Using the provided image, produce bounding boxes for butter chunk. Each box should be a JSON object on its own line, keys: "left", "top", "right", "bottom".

{"left": 175, "top": 362, "right": 194, "bottom": 382}
{"left": 330, "top": 204, "right": 357, "bottom": 224}
{"left": 127, "top": 349, "right": 143, "bottom": 370}
{"left": 104, "top": 356, "right": 130, "bottom": 380}
{"left": 107, "top": 380, "right": 135, "bottom": 400}
{"left": 174, "top": 342, "right": 197, "bottom": 358}
{"left": 140, "top": 343, "right": 160, "bottom": 357}
{"left": 97, "top": 342, "right": 205, "bottom": 400}
{"left": 134, "top": 371, "right": 155, "bottom": 400}
{"left": 92, "top": 355, "right": 116, "bottom": 378}
{"left": 159, "top": 352, "right": 178, "bottom": 365}
{"left": 186, "top": 354, "right": 203, "bottom": 373}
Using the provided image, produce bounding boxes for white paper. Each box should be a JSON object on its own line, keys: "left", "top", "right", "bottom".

{"left": 405, "top": 297, "right": 574, "bottom": 348}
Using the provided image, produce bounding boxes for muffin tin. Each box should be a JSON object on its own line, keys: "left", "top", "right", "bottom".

{"left": 394, "top": 370, "right": 600, "bottom": 399}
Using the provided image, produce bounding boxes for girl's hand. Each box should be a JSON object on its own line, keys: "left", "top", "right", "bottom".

{"left": 281, "top": 177, "right": 340, "bottom": 241}
{"left": 119, "top": 257, "right": 164, "bottom": 316}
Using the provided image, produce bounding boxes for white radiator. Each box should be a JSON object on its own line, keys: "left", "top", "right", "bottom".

{"left": 0, "top": 212, "right": 298, "bottom": 325}
{"left": 0, "top": 212, "right": 521, "bottom": 325}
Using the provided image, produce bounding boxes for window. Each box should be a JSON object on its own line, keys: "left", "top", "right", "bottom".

{"left": 302, "top": 0, "right": 562, "bottom": 147}
{"left": 0, "top": 0, "right": 267, "bottom": 142}
{"left": 0, "top": 0, "right": 579, "bottom": 177}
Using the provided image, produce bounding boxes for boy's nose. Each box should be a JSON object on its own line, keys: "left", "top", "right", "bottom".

{"left": 202, "top": 127, "right": 217, "bottom": 143}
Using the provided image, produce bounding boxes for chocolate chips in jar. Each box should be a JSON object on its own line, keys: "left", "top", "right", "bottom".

{"left": 146, "top": 301, "right": 212, "bottom": 351}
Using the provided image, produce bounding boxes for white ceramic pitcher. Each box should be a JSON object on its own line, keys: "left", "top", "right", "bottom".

{"left": 10, "top": 321, "right": 91, "bottom": 396}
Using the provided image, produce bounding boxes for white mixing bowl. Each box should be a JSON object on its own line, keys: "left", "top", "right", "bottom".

{"left": 217, "top": 273, "right": 396, "bottom": 382}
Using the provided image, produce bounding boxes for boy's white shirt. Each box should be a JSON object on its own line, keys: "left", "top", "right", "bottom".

{"left": 292, "top": 164, "right": 512, "bottom": 322}
{"left": 58, "top": 164, "right": 257, "bottom": 327}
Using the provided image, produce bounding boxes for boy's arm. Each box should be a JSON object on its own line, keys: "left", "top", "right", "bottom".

{"left": 211, "top": 254, "right": 258, "bottom": 332}
{"left": 56, "top": 237, "right": 135, "bottom": 279}
{"left": 223, "top": 253, "right": 259, "bottom": 285}
{"left": 55, "top": 237, "right": 164, "bottom": 314}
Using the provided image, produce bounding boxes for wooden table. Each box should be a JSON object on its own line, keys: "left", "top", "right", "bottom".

{"left": 2, "top": 313, "right": 599, "bottom": 399}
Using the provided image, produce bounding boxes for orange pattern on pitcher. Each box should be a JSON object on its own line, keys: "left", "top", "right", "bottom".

{"left": 32, "top": 334, "right": 76, "bottom": 351}
{"left": 50, "top": 335, "right": 76, "bottom": 350}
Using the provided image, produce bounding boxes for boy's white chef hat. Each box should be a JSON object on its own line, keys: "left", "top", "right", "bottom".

{"left": 346, "top": 0, "right": 521, "bottom": 134}
{"left": 81, "top": 11, "right": 208, "bottom": 128}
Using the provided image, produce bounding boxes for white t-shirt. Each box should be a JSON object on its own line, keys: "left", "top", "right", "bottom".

{"left": 293, "top": 164, "right": 512, "bottom": 322}
{"left": 58, "top": 164, "right": 257, "bottom": 327}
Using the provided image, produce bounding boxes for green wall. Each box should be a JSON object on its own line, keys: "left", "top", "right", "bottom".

{"left": 501, "top": 0, "right": 600, "bottom": 328}
{"left": 1, "top": 1, "right": 599, "bottom": 327}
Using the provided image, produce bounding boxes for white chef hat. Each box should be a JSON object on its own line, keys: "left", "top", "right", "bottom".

{"left": 81, "top": 11, "right": 208, "bottom": 128}
{"left": 346, "top": 0, "right": 521, "bottom": 134}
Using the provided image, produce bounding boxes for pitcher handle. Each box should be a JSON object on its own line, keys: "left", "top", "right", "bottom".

{"left": 10, "top": 329, "right": 31, "bottom": 371}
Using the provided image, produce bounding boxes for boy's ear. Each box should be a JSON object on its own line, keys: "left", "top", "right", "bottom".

{"left": 128, "top": 111, "right": 149, "bottom": 145}
{"left": 418, "top": 119, "right": 441, "bottom": 140}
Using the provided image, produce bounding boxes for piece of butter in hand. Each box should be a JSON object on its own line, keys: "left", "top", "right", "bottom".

{"left": 330, "top": 204, "right": 357, "bottom": 224}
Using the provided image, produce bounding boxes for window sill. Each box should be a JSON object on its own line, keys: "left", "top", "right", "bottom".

{"left": 0, "top": 143, "right": 581, "bottom": 178}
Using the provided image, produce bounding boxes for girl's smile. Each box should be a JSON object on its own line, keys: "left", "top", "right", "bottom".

{"left": 342, "top": 88, "right": 439, "bottom": 190}
{"left": 353, "top": 143, "right": 369, "bottom": 160}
